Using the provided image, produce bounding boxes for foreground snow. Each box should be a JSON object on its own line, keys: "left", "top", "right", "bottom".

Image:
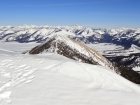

{"left": 0, "top": 42, "right": 140, "bottom": 105}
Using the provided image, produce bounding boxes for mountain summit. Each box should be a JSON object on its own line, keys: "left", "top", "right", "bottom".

{"left": 27, "top": 35, "right": 140, "bottom": 84}
{"left": 29, "top": 34, "right": 112, "bottom": 68}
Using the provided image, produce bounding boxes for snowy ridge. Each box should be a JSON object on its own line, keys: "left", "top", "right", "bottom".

{"left": 29, "top": 34, "right": 112, "bottom": 68}
{"left": 0, "top": 42, "right": 140, "bottom": 104}
{"left": 28, "top": 36, "right": 140, "bottom": 84}
{"left": 128, "top": 44, "right": 140, "bottom": 53}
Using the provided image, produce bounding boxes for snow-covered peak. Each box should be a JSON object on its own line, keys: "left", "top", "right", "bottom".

{"left": 81, "top": 28, "right": 94, "bottom": 36}
{"left": 17, "top": 24, "right": 38, "bottom": 29}
{"left": 72, "top": 24, "right": 84, "bottom": 29}
{"left": 29, "top": 35, "right": 112, "bottom": 68}
{"left": 49, "top": 30, "right": 75, "bottom": 37}
{"left": 128, "top": 44, "right": 140, "bottom": 53}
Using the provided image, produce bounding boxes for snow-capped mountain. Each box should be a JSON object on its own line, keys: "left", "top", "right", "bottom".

{"left": 28, "top": 35, "right": 112, "bottom": 68}
{"left": 26, "top": 35, "right": 140, "bottom": 84}
{"left": 0, "top": 25, "right": 140, "bottom": 48}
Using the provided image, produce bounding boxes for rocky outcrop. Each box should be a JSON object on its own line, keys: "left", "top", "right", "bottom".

{"left": 29, "top": 35, "right": 111, "bottom": 67}
{"left": 27, "top": 35, "right": 140, "bottom": 84}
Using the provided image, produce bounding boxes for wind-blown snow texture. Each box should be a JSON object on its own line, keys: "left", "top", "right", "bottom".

{"left": 0, "top": 42, "right": 140, "bottom": 105}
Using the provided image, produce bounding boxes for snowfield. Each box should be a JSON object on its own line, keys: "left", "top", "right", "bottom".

{"left": 0, "top": 42, "right": 140, "bottom": 105}
{"left": 87, "top": 43, "right": 140, "bottom": 56}
{"left": 87, "top": 43, "right": 124, "bottom": 55}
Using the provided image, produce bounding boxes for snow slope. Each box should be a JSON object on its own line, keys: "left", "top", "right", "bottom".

{"left": 0, "top": 42, "right": 140, "bottom": 105}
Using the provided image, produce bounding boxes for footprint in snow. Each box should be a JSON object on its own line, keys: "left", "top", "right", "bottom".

{"left": 2, "top": 73, "right": 11, "bottom": 79}
{"left": 16, "top": 64, "right": 27, "bottom": 69}
{"left": 23, "top": 66, "right": 31, "bottom": 70}
{"left": 0, "top": 63, "right": 7, "bottom": 66}
{"left": 39, "top": 61, "right": 45, "bottom": 64}
{"left": 0, "top": 91, "right": 12, "bottom": 103}
{"left": 23, "top": 75, "right": 36, "bottom": 84}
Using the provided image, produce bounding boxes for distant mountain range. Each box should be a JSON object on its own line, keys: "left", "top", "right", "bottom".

{"left": 0, "top": 25, "right": 140, "bottom": 48}
{"left": 0, "top": 24, "right": 140, "bottom": 68}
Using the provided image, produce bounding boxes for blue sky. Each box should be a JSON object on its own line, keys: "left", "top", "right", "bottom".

{"left": 0, "top": 0, "right": 140, "bottom": 28}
